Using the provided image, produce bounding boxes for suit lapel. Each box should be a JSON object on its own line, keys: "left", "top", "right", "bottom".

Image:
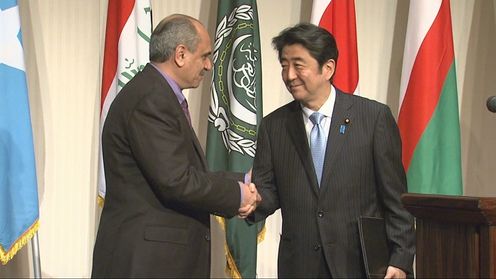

{"left": 151, "top": 64, "right": 209, "bottom": 171}
{"left": 286, "top": 102, "right": 320, "bottom": 196}
{"left": 190, "top": 128, "right": 208, "bottom": 170}
{"left": 320, "top": 91, "right": 353, "bottom": 194}
{"left": 175, "top": 104, "right": 208, "bottom": 171}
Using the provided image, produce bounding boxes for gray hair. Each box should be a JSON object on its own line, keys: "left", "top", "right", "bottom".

{"left": 149, "top": 14, "right": 200, "bottom": 62}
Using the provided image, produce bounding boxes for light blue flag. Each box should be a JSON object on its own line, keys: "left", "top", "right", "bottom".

{"left": 0, "top": 0, "right": 40, "bottom": 265}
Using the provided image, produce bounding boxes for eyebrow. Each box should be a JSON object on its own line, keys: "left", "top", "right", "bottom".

{"left": 280, "top": 56, "right": 305, "bottom": 63}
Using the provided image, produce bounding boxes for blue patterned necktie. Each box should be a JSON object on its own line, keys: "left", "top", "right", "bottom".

{"left": 309, "top": 112, "right": 326, "bottom": 186}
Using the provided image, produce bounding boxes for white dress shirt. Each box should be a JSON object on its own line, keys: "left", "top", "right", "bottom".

{"left": 301, "top": 85, "right": 336, "bottom": 146}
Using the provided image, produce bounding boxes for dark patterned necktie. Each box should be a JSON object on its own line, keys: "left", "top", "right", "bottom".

{"left": 180, "top": 99, "right": 192, "bottom": 126}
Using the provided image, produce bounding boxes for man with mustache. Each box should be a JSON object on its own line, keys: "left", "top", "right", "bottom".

{"left": 92, "top": 14, "right": 260, "bottom": 278}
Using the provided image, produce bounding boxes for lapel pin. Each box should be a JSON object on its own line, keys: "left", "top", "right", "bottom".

{"left": 340, "top": 118, "right": 350, "bottom": 134}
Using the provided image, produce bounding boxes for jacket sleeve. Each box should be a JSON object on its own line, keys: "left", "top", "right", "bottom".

{"left": 250, "top": 120, "right": 281, "bottom": 222}
{"left": 126, "top": 91, "right": 241, "bottom": 218}
{"left": 373, "top": 105, "right": 416, "bottom": 274}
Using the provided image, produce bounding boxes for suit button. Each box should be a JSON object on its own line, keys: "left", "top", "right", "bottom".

{"left": 317, "top": 211, "right": 324, "bottom": 218}
{"left": 205, "top": 234, "right": 211, "bottom": 241}
{"left": 314, "top": 244, "right": 321, "bottom": 251}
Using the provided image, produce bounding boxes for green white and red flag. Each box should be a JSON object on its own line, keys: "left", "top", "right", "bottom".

{"left": 398, "top": 0, "right": 463, "bottom": 195}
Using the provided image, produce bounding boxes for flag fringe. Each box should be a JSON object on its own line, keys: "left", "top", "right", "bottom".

{"left": 97, "top": 195, "right": 105, "bottom": 208}
{"left": 215, "top": 216, "right": 242, "bottom": 278}
{"left": 225, "top": 248, "right": 243, "bottom": 279}
{"left": 215, "top": 216, "right": 266, "bottom": 278}
{"left": 0, "top": 220, "right": 39, "bottom": 265}
{"left": 257, "top": 223, "right": 266, "bottom": 244}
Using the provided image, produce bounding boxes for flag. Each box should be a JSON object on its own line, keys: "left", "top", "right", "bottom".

{"left": 206, "top": 0, "right": 263, "bottom": 277}
{"left": 98, "top": 0, "right": 151, "bottom": 205}
{"left": 398, "top": 0, "right": 463, "bottom": 195}
{"left": 311, "top": 0, "right": 359, "bottom": 94}
{"left": 0, "top": 0, "right": 39, "bottom": 265}
{"left": 255, "top": 210, "right": 281, "bottom": 278}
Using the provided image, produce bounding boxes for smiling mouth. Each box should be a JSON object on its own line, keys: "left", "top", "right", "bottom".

{"left": 288, "top": 84, "right": 303, "bottom": 91}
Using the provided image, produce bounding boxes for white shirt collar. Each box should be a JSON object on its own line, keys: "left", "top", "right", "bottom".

{"left": 301, "top": 85, "right": 336, "bottom": 118}
{"left": 301, "top": 85, "right": 337, "bottom": 145}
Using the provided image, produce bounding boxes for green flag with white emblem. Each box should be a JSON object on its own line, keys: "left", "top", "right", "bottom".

{"left": 206, "top": 0, "right": 263, "bottom": 277}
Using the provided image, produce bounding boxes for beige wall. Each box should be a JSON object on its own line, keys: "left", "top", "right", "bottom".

{"left": 1, "top": 0, "right": 495, "bottom": 277}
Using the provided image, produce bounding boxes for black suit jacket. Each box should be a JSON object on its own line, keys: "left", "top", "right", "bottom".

{"left": 92, "top": 64, "right": 242, "bottom": 278}
{"left": 252, "top": 89, "right": 415, "bottom": 278}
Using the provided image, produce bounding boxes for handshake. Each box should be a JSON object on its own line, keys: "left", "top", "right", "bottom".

{"left": 238, "top": 170, "right": 262, "bottom": 218}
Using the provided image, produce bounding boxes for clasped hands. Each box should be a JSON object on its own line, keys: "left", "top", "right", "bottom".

{"left": 238, "top": 182, "right": 261, "bottom": 218}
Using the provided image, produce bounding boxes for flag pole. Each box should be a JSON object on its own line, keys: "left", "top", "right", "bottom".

{"left": 31, "top": 232, "right": 42, "bottom": 278}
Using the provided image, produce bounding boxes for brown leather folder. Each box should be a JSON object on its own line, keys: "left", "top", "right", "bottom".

{"left": 358, "top": 216, "right": 390, "bottom": 279}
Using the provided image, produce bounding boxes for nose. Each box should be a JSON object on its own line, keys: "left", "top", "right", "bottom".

{"left": 285, "top": 65, "right": 296, "bottom": 81}
{"left": 205, "top": 57, "right": 212, "bottom": 71}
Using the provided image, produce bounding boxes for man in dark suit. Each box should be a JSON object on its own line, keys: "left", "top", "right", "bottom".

{"left": 92, "top": 14, "right": 259, "bottom": 278}
{"left": 250, "top": 23, "right": 415, "bottom": 278}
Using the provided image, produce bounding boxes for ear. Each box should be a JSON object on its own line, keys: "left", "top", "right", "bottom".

{"left": 174, "top": 45, "right": 187, "bottom": 67}
{"left": 323, "top": 59, "right": 336, "bottom": 81}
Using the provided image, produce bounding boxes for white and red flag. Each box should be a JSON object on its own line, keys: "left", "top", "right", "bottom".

{"left": 98, "top": 0, "right": 151, "bottom": 205}
{"left": 311, "top": 0, "right": 359, "bottom": 95}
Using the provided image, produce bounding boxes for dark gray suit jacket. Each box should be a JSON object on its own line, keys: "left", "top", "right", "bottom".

{"left": 92, "top": 64, "right": 242, "bottom": 278}
{"left": 252, "top": 89, "right": 415, "bottom": 278}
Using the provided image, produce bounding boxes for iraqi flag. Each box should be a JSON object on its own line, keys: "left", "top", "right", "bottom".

{"left": 398, "top": 0, "right": 463, "bottom": 195}
{"left": 311, "top": 0, "right": 359, "bottom": 94}
{"left": 98, "top": 0, "right": 152, "bottom": 205}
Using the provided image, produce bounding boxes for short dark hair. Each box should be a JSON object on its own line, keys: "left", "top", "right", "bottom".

{"left": 272, "top": 23, "right": 338, "bottom": 69}
{"left": 149, "top": 14, "right": 200, "bottom": 63}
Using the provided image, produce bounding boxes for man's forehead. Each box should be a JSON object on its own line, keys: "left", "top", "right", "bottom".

{"left": 280, "top": 46, "right": 311, "bottom": 61}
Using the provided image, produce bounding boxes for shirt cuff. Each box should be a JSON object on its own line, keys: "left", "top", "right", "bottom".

{"left": 244, "top": 172, "right": 251, "bottom": 184}
{"left": 239, "top": 171, "right": 252, "bottom": 207}
{"left": 238, "top": 182, "right": 244, "bottom": 207}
